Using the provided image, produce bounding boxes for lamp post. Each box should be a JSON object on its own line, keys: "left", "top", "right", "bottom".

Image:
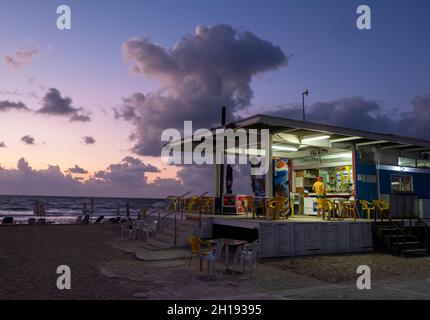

{"left": 302, "top": 89, "right": 309, "bottom": 121}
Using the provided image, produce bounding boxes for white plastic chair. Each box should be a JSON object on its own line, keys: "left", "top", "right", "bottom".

{"left": 121, "top": 221, "right": 134, "bottom": 238}
{"left": 233, "top": 242, "right": 259, "bottom": 278}
{"left": 142, "top": 220, "right": 158, "bottom": 241}
{"left": 202, "top": 241, "right": 225, "bottom": 275}
{"left": 130, "top": 220, "right": 148, "bottom": 240}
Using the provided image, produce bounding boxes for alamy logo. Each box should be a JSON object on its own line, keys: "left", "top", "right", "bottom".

{"left": 161, "top": 121, "right": 270, "bottom": 175}
{"left": 356, "top": 5, "right": 371, "bottom": 30}
{"left": 57, "top": 5, "right": 71, "bottom": 30}
{"left": 56, "top": 265, "right": 71, "bottom": 290}
{"left": 356, "top": 265, "right": 371, "bottom": 290}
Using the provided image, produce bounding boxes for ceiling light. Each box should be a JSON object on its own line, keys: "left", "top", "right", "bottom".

{"left": 302, "top": 135, "right": 330, "bottom": 143}
{"left": 272, "top": 145, "right": 298, "bottom": 152}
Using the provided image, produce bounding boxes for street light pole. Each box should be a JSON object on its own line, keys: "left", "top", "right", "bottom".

{"left": 302, "top": 89, "right": 309, "bottom": 121}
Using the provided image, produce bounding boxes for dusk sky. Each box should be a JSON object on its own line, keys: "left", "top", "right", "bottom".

{"left": 1, "top": 0, "right": 429, "bottom": 197}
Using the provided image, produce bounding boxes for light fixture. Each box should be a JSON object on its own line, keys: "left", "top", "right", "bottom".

{"left": 272, "top": 145, "right": 298, "bottom": 152}
{"left": 330, "top": 136, "right": 362, "bottom": 143}
{"left": 302, "top": 135, "right": 330, "bottom": 143}
{"left": 321, "top": 152, "right": 352, "bottom": 160}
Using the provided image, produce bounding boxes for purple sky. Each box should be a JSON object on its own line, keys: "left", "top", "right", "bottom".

{"left": 0, "top": 0, "right": 429, "bottom": 197}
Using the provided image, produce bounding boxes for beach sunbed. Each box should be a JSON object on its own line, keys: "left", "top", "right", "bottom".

{"left": 82, "top": 215, "right": 90, "bottom": 224}
{"left": 1, "top": 217, "right": 15, "bottom": 225}
{"left": 108, "top": 217, "right": 121, "bottom": 223}
{"left": 93, "top": 215, "right": 104, "bottom": 224}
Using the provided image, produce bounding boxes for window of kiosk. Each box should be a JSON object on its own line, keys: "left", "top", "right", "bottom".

{"left": 391, "top": 175, "right": 413, "bottom": 192}
{"left": 417, "top": 159, "right": 430, "bottom": 168}
{"left": 398, "top": 157, "right": 416, "bottom": 168}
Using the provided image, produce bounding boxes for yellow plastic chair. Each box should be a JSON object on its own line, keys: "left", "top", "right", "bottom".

{"left": 188, "top": 235, "right": 212, "bottom": 271}
{"left": 245, "top": 196, "right": 255, "bottom": 219}
{"left": 187, "top": 196, "right": 199, "bottom": 212}
{"left": 319, "top": 199, "right": 335, "bottom": 221}
{"left": 316, "top": 198, "right": 324, "bottom": 220}
{"left": 344, "top": 200, "right": 357, "bottom": 221}
{"left": 373, "top": 200, "right": 389, "bottom": 219}
{"left": 359, "top": 200, "right": 375, "bottom": 220}
{"left": 266, "top": 196, "right": 286, "bottom": 220}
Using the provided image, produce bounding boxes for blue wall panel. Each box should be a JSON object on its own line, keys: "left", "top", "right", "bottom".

{"left": 379, "top": 170, "right": 430, "bottom": 199}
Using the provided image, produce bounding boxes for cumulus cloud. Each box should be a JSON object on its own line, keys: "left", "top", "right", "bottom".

{"left": 82, "top": 136, "right": 96, "bottom": 145}
{"left": 20, "top": 135, "right": 35, "bottom": 145}
{"left": 94, "top": 156, "right": 159, "bottom": 188}
{"left": 0, "top": 99, "right": 29, "bottom": 112}
{"left": 67, "top": 165, "right": 88, "bottom": 175}
{"left": 0, "top": 142, "right": 6, "bottom": 148}
{"left": 0, "top": 157, "right": 183, "bottom": 198}
{"left": 37, "top": 88, "right": 91, "bottom": 122}
{"left": 3, "top": 47, "right": 38, "bottom": 68}
{"left": 117, "top": 24, "right": 287, "bottom": 155}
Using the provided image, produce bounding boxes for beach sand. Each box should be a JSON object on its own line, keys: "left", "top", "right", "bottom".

{"left": 0, "top": 224, "right": 143, "bottom": 299}
{"left": 1, "top": 223, "right": 430, "bottom": 300}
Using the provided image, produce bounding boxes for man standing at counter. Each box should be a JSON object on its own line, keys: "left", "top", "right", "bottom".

{"left": 313, "top": 176, "right": 326, "bottom": 198}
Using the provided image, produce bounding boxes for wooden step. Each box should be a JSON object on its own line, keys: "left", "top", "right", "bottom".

{"left": 392, "top": 241, "right": 421, "bottom": 246}
{"left": 404, "top": 248, "right": 428, "bottom": 253}
{"left": 385, "top": 234, "right": 409, "bottom": 238}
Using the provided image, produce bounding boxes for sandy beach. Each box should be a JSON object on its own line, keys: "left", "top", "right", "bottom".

{"left": 1, "top": 223, "right": 430, "bottom": 300}
{"left": 0, "top": 224, "right": 143, "bottom": 299}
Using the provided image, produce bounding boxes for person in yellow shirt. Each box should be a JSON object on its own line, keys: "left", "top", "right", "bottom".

{"left": 313, "top": 176, "right": 326, "bottom": 198}
{"left": 313, "top": 176, "right": 326, "bottom": 219}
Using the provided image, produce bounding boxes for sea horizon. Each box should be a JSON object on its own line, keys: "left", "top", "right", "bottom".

{"left": 0, "top": 194, "right": 165, "bottom": 223}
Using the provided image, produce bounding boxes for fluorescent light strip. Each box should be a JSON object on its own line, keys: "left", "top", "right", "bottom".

{"left": 272, "top": 145, "right": 298, "bottom": 152}
{"left": 302, "top": 135, "right": 330, "bottom": 143}
{"left": 330, "top": 136, "right": 362, "bottom": 143}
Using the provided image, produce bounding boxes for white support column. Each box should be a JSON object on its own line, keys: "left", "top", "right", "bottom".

{"left": 265, "top": 133, "right": 273, "bottom": 198}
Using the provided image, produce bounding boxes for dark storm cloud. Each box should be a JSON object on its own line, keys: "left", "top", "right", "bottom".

{"left": 3, "top": 47, "right": 38, "bottom": 69}
{"left": 0, "top": 100, "right": 29, "bottom": 112}
{"left": 67, "top": 165, "right": 89, "bottom": 175}
{"left": 82, "top": 136, "right": 96, "bottom": 145}
{"left": 118, "top": 24, "right": 288, "bottom": 155}
{"left": 37, "top": 88, "right": 91, "bottom": 122}
{"left": 266, "top": 96, "right": 430, "bottom": 140}
{"left": 20, "top": 135, "right": 35, "bottom": 145}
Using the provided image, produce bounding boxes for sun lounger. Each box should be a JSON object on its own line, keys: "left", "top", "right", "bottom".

{"left": 2, "top": 217, "right": 15, "bottom": 225}
{"left": 82, "top": 214, "right": 90, "bottom": 224}
{"left": 93, "top": 215, "right": 104, "bottom": 224}
{"left": 109, "top": 217, "right": 121, "bottom": 223}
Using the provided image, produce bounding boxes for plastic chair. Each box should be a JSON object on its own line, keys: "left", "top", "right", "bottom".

{"left": 188, "top": 235, "right": 212, "bottom": 271}
{"left": 233, "top": 242, "right": 259, "bottom": 278}
{"left": 359, "top": 200, "right": 375, "bottom": 220}
{"left": 266, "top": 196, "right": 286, "bottom": 220}
{"left": 142, "top": 221, "right": 158, "bottom": 241}
{"left": 244, "top": 196, "right": 255, "bottom": 219}
{"left": 344, "top": 200, "right": 357, "bottom": 221}
{"left": 373, "top": 200, "right": 389, "bottom": 219}
{"left": 121, "top": 220, "right": 133, "bottom": 238}
{"left": 202, "top": 241, "right": 225, "bottom": 275}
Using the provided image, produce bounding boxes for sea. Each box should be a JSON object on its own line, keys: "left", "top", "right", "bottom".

{"left": 0, "top": 194, "right": 166, "bottom": 224}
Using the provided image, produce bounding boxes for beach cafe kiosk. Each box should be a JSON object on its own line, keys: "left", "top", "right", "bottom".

{"left": 209, "top": 114, "right": 430, "bottom": 219}
{"left": 173, "top": 114, "right": 430, "bottom": 257}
